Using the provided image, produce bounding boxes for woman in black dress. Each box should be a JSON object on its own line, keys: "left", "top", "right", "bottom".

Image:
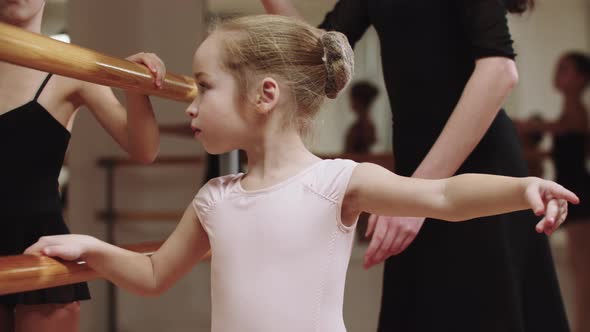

{"left": 519, "top": 52, "right": 590, "bottom": 332}
{"left": 262, "top": 1, "right": 569, "bottom": 331}
{"left": 0, "top": 1, "right": 163, "bottom": 331}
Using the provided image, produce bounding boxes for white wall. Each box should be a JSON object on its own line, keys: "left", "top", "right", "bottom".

{"left": 507, "top": 0, "right": 590, "bottom": 120}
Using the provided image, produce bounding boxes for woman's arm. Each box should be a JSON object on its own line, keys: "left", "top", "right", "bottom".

{"left": 417, "top": 0, "right": 520, "bottom": 179}
{"left": 75, "top": 52, "right": 163, "bottom": 163}
{"left": 261, "top": 0, "right": 302, "bottom": 18}
{"left": 413, "top": 57, "right": 518, "bottom": 179}
{"left": 25, "top": 204, "right": 210, "bottom": 297}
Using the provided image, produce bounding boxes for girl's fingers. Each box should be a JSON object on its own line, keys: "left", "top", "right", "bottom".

{"left": 545, "top": 199, "right": 559, "bottom": 225}
{"left": 549, "top": 184, "right": 579, "bottom": 205}
{"left": 525, "top": 185, "right": 545, "bottom": 216}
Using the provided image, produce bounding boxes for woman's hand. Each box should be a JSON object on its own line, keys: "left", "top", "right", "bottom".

{"left": 363, "top": 215, "right": 425, "bottom": 269}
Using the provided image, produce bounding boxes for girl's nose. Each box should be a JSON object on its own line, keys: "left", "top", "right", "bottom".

{"left": 185, "top": 103, "right": 198, "bottom": 117}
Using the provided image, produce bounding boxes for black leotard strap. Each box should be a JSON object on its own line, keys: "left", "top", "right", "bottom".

{"left": 33, "top": 74, "right": 54, "bottom": 101}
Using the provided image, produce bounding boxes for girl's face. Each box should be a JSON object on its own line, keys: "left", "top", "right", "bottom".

{"left": 0, "top": 0, "right": 45, "bottom": 25}
{"left": 554, "top": 56, "right": 587, "bottom": 93}
{"left": 186, "top": 32, "right": 252, "bottom": 154}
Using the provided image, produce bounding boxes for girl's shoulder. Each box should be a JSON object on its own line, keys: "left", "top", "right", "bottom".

{"left": 303, "top": 159, "right": 358, "bottom": 203}
{"left": 193, "top": 173, "right": 243, "bottom": 214}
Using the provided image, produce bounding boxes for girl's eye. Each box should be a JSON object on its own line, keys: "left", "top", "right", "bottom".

{"left": 198, "top": 82, "right": 210, "bottom": 90}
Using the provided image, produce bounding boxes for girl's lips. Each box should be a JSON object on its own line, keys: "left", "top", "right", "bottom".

{"left": 191, "top": 126, "right": 202, "bottom": 137}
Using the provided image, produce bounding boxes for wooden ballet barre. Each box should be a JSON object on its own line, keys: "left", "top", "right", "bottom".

{"left": 0, "top": 22, "right": 197, "bottom": 102}
{"left": 0, "top": 241, "right": 163, "bottom": 295}
{"left": 0, "top": 242, "right": 211, "bottom": 295}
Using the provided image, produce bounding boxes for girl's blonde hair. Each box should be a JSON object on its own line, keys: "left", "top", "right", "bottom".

{"left": 213, "top": 15, "right": 354, "bottom": 132}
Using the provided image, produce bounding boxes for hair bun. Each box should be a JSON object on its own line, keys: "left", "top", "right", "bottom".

{"left": 320, "top": 31, "right": 354, "bottom": 99}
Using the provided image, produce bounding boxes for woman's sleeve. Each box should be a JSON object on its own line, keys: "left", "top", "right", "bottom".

{"left": 454, "top": 0, "right": 516, "bottom": 59}
{"left": 318, "top": 0, "right": 371, "bottom": 48}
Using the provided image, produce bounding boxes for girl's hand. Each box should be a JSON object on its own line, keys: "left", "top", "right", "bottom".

{"left": 24, "top": 234, "right": 100, "bottom": 261}
{"left": 524, "top": 178, "right": 579, "bottom": 235}
{"left": 126, "top": 52, "right": 167, "bottom": 89}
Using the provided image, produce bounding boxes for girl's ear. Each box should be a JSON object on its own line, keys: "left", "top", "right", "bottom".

{"left": 255, "top": 77, "right": 280, "bottom": 115}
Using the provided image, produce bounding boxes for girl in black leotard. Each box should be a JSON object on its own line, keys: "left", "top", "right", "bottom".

{"left": 520, "top": 52, "right": 590, "bottom": 332}
{"left": 0, "top": 1, "right": 164, "bottom": 331}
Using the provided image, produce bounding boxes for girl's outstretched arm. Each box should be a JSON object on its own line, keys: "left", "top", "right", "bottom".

{"left": 345, "top": 163, "right": 579, "bottom": 232}
{"left": 25, "top": 204, "right": 210, "bottom": 296}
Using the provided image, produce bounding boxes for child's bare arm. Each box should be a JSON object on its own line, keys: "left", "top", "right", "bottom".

{"left": 25, "top": 204, "right": 210, "bottom": 296}
{"left": 346, "top": 163, "right": 578, "bottom": 225}
{"left": 148, "top": 204, "right": 210, "bottom": 294}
